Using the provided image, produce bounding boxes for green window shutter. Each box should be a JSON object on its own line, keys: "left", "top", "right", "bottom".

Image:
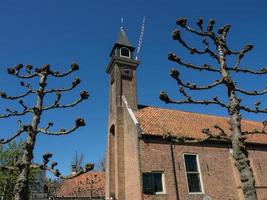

{"left": 142, "top": 173, "right": 154, "bottom": 194}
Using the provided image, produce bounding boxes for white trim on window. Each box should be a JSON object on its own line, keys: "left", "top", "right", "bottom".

{"left": 120, "top": 47, "right": 131, "bottom": 58}
{"left": 183, "top": 153, "right": 204, "bottom": 195}
{"left": 155, "top": 172, "right": 166, "bottom": 195}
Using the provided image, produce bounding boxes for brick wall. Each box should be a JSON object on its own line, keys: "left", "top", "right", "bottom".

{"left": 123, "top": 104, "right": 142, "bottom": 200}
{"left": 247, "top": 145, "right": 267, "bottom": 200}
{"left": 140, "top": 137, "right": 267, "bottom": 200}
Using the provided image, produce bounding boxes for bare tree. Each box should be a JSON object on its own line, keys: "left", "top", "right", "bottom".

{"left": 95, "top": 156, "right": 105, "bottom": 172}
{"left": 71, "top": 152, "right": 85, "bottom": 173}
{"left": 160, "top": 18, "right": 267, "bottom": 200}
{"left": 0, "top": 64, "right": 94, "bottom": 200}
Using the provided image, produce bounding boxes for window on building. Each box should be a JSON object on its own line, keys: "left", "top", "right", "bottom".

{"left": 120, "top": 47, "right": 130, "bottom": 58}
{"left": 184, "top": 154, "right": 203, "bottom": 193}
{"left": 142, "top": 172, "right": 165, "bottom": 195}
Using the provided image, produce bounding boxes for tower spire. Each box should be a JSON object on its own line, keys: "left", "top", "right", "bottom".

{"left": 109, "top": 21, "right": 135, "bottom": 57}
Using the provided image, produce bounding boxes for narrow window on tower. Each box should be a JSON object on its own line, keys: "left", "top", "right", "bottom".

{"left": 184, "top": 154, "right": 203, "bottom": 193}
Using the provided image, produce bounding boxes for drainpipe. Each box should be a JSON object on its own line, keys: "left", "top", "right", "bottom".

{"left": 169, "top": 140, "right": 179, "bottom": 200}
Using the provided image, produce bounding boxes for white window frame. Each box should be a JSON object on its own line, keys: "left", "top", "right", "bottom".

{"left": 183, "top": 153, "right": 204, "bottom": 195}
{"left": 153, "top": 172, "right": 166, "bottom": 195}
{"left": 142, "top": 171, "right": 167, "bottom": 195}
{"left": 120, "top": 47, "right": 131, "bottom": 58}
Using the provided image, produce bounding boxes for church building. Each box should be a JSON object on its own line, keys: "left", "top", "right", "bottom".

{"left": 105, "top": 28, "right": 267, "bottom": 200}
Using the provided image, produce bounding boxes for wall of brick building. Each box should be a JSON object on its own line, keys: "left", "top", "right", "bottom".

{"left": 123, "top": 103, "right": 142, "bottom": 200}
{"left": 139, "top": 137, "right": 267, "bottom": 200}
{"left": 248, "top": 145, "right": 267, "bottom": 200}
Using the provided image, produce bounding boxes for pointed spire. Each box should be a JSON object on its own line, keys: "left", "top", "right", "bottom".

{"left": 109, "top": 22, "right": 135, "bottom": 57}
{"left": 115, "top": 28, "right": 134, "bottom": 48}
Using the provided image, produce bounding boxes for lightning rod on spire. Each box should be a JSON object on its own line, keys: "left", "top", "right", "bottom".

{"left": 121, "top": 17, "right": 124, "bottom": 31}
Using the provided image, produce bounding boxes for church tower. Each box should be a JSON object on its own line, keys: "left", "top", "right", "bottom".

{"left": 105, "top": 27, "right": 140, "bottom": 200}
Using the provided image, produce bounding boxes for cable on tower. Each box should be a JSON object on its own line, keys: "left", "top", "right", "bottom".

{"left": 135, "top": 16, "right": 146, "bottom": 60}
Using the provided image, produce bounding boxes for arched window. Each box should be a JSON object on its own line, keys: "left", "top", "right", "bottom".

{"left": 110, "top": 124, "right": 115, "bottom": 135}
{"left": 120, "top": 47, "right": 130, "bottom": 58}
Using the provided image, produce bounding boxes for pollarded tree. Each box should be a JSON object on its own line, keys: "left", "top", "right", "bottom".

{"left": 160, "top": 18, "right": 267, "bottom": 200}
{"left": 0, "top": 64, "right": 94, "bottom": 200}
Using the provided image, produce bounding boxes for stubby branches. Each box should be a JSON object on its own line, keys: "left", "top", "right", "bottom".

{"left": 160, "top": 18, "right": 267, "bottom": 133}
{"left": 0, "top": 63, "right": 91, "bottom": 200}
{"left": 38, "top": 118, "right": 86, "bottom": 136}
{"left": 31, "top": 153, "right": 94, "bottom": 180}
{"left": 160, "top": 18, "right": 267, "bottom": 200}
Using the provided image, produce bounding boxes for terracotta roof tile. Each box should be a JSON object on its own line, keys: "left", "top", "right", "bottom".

{"left": 135, "top": 106, "right": 267, "bottom": 144}
{"left": 56, "top": 171, "right": 105, "bottom": 198}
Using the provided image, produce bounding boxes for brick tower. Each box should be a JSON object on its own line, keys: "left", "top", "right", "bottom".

{"left": 105, "top": 27, "right": 140, "bottom": 200}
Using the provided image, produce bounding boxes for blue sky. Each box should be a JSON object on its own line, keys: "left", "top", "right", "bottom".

{"left": 0, "top": 0, "right": 266, "bottom": 176}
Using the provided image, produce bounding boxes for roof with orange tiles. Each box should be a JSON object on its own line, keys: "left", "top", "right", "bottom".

{"left": 135, "top": 106, "right": 267, "bottom": 144}
{"left": 56, "top": 171, "right": 105, "bottom": 198}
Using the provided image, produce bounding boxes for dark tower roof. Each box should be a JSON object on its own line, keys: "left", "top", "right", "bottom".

{"left": 110, "top": 28, "right": 135, "bottom": 56}
{"left": 115, "top": 28, "right": 134, "bottom": 48}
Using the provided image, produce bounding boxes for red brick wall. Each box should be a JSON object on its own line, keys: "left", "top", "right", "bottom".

{"left": 123, "top": 104, "right": 142, "bottom": 200}
{"left": 139, "top": 138, "right": 267, "bottom": 200}
{"left": 248, "top": 146, "right": 267, "bottom": 200}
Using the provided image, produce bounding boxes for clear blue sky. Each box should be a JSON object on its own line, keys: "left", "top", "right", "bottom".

{"left": 0, "top": 0, "right": 266, "bottom": 176}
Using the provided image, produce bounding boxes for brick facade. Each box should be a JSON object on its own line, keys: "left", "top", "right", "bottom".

{"left": 139, "top": 138, "right": 267, "bottom": 200}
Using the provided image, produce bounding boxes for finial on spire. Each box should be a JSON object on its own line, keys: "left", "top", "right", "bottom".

{"left": 120, "top": 17, "right": 124, "bottom": 31}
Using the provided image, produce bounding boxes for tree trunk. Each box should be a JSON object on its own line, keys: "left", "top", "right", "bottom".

{"left": 13, "top": 164, "right": 31, "bottom": 200}
{"left": 228, "top": 93, "right": 257, "bottom": 199}
{"left": 13, "top": 74, "right": 47, "bottom": 200}
{"left": 218, "top": 45, "right": 257, "bottom": 200}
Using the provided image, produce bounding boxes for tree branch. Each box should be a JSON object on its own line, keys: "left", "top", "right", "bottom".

{"left": 168, "top": 53, "right": 220, "bottom": 73}
{"left": 38, "top": 118, "right": 85, "bottom": 136}
{"left": 44, "top": 78, "right": 81, "bottom": 94}
{"left": 243, "top": 120, "right": 267, "bottom": 135}
{"left": 0, "top": 127, "right": 26, "bottom": 144}
{"left": 235, "top": 87, "right": 267, "bottom": 96}
{"left": 0, "top": 82, "right": 33, "bottom": 100}
{"left": 0, "top": 108, "right": 32, "bottom": 118}
{"left": 176, "top": 18, "right": 216, "bottom": 40}
{"left": 172, "top": 29, "right": 207, "bottom": 55}
{"left": 175, "top": 18, "right": 219, "bottom": 63}
{"left": 162, "top": 125, "right": 231, "bottom": 144}
{"left": 159, "top": 90, "right": 228, "bottom": 108}
{"left": 30, "top": 152, "right": 94, "bottom": 180}
{"left": 42, "top": 91, "right": 89, "bottom": 111}
{"left": 7, "top": 64, "right": 38, "bottom": 79}
{"left": 201, "top": 127, "right": 231, "bottom": 141}
{"left": 49, "top": 63, "right": 79, "bottom": 78}
{"left": 170, "top": 68, "right": 223, "bottom": 90}
{"left": 226, "top": 66, "right": 267, "bottom": 75}
{"left": 243, "top": 129, "right": 267, "bottom": 135}
{"left": 239, "top": 105, "right": 267, "bottom": 114}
